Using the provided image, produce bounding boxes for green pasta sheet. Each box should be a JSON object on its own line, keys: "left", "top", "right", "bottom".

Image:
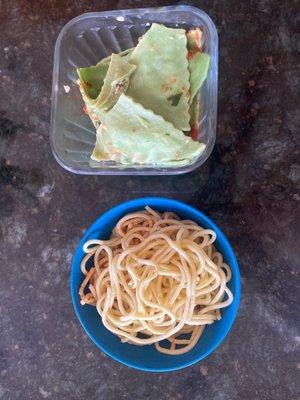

{"left": 91, "top": 94, "right": 205, "bottom": 166}
{"left": 127, "top": 23, "right": 191, "bottom": 131}
{"left": 99, "top": 48, "right": 133, "bottom": 65}
{"left": 77, "top": 54, "right": 136, "bottom": 127}
{"left": 77, "top": 48, "right": 133, "bottom": 100}
{"left": 188, "top": 52, "right": 210, "bottom": 103}
{"left": 77, "top": 62, "right": 109, "bottom": 100}
{"left": 94, "top": 53, "right": 136, "bottom": 111}
{"left": 189, "top": 95, "right": 200, "bottom": 130}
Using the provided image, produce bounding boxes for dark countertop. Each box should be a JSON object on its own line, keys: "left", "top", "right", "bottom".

{"left": 0, "top": 1, "right": 299, "bottom": 399}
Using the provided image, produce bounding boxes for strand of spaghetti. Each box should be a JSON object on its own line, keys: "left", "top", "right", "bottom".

{"left": 155, "top": 326, "right": 205, "bottom": 355}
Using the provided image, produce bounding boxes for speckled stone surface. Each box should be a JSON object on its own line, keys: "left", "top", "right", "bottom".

{"left": 0, "top": 0, "right": 299, "bottom": 399}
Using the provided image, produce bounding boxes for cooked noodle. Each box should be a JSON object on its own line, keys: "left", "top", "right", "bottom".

{"left": 79, "top": 207, "right": 233, "bottom": 355}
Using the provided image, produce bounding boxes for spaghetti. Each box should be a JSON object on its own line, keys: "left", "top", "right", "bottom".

{"left": 79, "top": 207, "right": 233, "bottom": 355}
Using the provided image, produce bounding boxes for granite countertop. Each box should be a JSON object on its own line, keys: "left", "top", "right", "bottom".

{"left": 0, "top": 1, "right": 299, "bottom": 399}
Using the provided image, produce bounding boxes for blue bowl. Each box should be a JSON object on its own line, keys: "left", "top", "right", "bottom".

{"left": 70, "top": 197, "right": 241, "bottom": 372}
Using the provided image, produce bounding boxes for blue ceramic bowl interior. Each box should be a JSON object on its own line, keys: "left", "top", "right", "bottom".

{"left": 70, "top": 197, "right": 241, "bottom": 372}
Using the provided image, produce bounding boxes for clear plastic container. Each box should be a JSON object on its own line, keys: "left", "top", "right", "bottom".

{"left": 50, "top": 5, "right": 218, "bottom": 175}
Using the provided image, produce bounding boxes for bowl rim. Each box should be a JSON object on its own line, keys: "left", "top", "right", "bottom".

{"left": 50, "top": 5, "right": 218, "bottom": 176}
{"left": 70, "top": 197, "right": 241, "bottom": 371}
